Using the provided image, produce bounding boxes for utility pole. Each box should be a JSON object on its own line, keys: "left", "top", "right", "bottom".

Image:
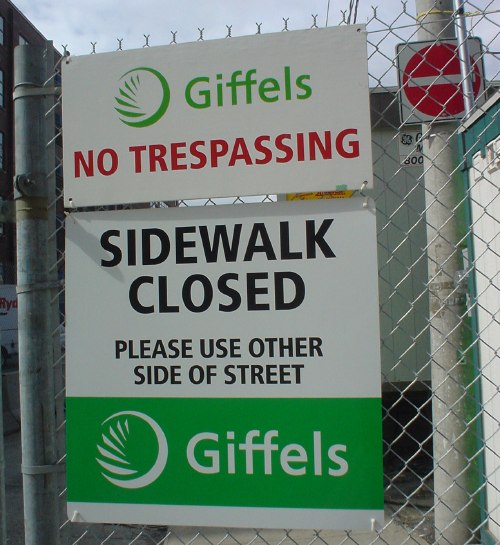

{"left": 14, "top": 44, "right": 59, "bottom": 545}
{"left": 415, "top": 1, "right": 477, "bottom": 543}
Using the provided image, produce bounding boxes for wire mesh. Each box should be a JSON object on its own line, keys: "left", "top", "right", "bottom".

{"left": 2, "top": 2, "right": 499, "bottom": 544}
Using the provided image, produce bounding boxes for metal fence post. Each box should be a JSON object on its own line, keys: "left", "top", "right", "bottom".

{"left": 415, "top": 1, "right": 478, "bottom": 543}
{"left": 13, "top": 44, "right": 59, "bottom": 545}
{"left": 453, "top": 0, "right": 475, "bottom": 117}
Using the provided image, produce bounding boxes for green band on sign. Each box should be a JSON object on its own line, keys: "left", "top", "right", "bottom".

{"left": 66, "top": 397, "right": 383, "bottom": 510}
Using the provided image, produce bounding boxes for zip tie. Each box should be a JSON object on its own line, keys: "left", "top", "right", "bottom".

{"left": 359, "top": 181, "right": 373, "bottom": 211}
{"left": 71, "top": 510, "right": 84, "bottom": 523}
{"left": 21, "top": 463, "right": 65, "bottom": 475}
{"left": 64, "top": 210, "right": 78, "bottom": 224}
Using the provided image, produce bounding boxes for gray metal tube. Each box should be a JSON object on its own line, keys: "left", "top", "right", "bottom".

{"left": 415, "top": 1, "right": 478, "bottom": 543}
{"left": 453, "top": 0, "right": 475, "bottom": 116}
{"left": 14, "top": 44, "right": 59, "bottom": 545}
{"left": 44, "top": 41, "right": 68, "bottom": 536}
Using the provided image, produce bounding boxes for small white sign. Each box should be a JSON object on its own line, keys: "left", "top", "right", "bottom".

{"left": 62, "top": 27, "right": 373, "bottom": 207}
{"left": 399, "top": 129, "right": 423, "bottom": 167}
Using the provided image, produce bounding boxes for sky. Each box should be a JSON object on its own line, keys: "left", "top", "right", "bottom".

{"left": 10, "top": 0, "right": 499, "bottom": 85}
{"left": 15, "top": 0, "right": 364, "bottom": 55}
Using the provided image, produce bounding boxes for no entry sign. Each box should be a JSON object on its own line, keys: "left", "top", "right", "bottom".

{"left": 397, "top": 38, "right": 485, "bottom": 123}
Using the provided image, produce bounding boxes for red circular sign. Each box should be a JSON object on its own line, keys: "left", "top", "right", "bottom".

{"left": 402, "top": 43, "right": 481, "bottom": 117}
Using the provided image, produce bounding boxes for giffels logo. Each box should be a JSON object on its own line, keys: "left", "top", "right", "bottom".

{"left": 115, "top": 67, "right": 171, "bottom": 128}
{"left": 96, "top": 410, "right": 349, "bottom": 490}
{"left": 114, "top": 65, "right": 311, "bottom": 128}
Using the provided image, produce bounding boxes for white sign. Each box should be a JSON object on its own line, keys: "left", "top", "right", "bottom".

{"left": 62, "top": 27, "right": 373, "bottom": 207}
{"left": 65, "top": 199, "right": 384, "bottom": 529}
{"left": 399, "top": 129, "right": 423, "bottom": 167}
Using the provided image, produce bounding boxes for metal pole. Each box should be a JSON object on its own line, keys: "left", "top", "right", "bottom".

{"left": 44, "top": 41, "right": 68, "bottom": 534}
{"left": 14, "top": 44, "right": 59, "bottom": 545}
{"left": 415, "top": 1, "right": 477, "bottom": 543}
{"left": 453, "top": 0, "right": 475, "bottom": 116}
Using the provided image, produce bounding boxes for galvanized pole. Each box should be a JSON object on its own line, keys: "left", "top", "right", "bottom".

{"left": 44, "top": 41, "right": 68, "bottom": 534}
{"left": 453, "top": 0, "right": 475, "bottom": 116}
{"left": 14, "top": 44, "right": 59, "bottom": 545}
{"left": 415, "top": 1, "right": 477, "bottom": 543}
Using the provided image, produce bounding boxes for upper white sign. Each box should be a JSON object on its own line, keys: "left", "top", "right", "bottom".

{"left": 62, "top": 26, "right": 373, "bottom": 207}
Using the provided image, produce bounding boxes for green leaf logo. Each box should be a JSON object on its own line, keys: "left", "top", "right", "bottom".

{"left": 96, "top": 411, "right": 168, "bottom": 489}
{"left": 115, "top": 67, "right": 170, "bottom": 128}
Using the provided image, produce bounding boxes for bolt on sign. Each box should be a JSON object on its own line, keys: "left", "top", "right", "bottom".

{"left": 62, "top": 26, "right": 373, "bottom": 207}
{"left": 65, "top": 199, "right": 384, "bottom": 529}
{"left": 396, "top": 38, "right": 485, "bottom": 124}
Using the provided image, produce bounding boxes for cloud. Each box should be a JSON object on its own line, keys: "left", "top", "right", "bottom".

{"left": 15, "top": 0, "right": 332, "bottom": 54}
{"left": 11, "top": 0, "right": 500, "bottom": 83}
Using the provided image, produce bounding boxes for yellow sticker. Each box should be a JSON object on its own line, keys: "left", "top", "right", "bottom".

{"left": 287, "top": 191, "right": 354, "bottom": 200}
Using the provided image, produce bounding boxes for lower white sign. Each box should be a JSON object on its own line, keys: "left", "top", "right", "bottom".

{"left": 65, "top": 199, "right": 384, "bottom": 529}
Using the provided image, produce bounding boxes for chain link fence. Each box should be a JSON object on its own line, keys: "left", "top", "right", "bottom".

{"left": 2, "top": 1, "right": 500, "bottom": 544}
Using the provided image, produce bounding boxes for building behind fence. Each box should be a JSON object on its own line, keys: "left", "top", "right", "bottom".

{"left": 1, "top": 0, "right": 499, "bottom": 544}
